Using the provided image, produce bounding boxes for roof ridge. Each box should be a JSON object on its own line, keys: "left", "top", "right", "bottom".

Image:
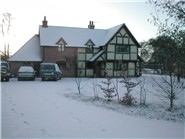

{"left": 39, "top": 25, "right": 107, "bottom": 31}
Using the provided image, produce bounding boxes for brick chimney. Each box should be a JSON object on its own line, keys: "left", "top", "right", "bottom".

{"left": 88, "top": 21, "right": 95, "bottom": 29}
{"left": 42, "top": 16, "right": 48, "bottom": 28}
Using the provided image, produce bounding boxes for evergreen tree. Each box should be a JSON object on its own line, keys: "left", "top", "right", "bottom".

{"left": 98, "top": 78, "right": 117, "bottom": 101}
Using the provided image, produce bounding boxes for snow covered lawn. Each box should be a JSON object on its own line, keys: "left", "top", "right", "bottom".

{"left": 1, "top": 75, "right": 185, "bottom": 138}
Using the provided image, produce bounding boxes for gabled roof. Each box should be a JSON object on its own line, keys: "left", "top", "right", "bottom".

{"left": 102, "top": 24, "right": 141, "bottom": 48}
{"left": 39, "top": 23, "right": 140, "bottom": 48}
{"left": 85, "top": 39, "right": 95, "bottom": 46}
{"left": 89, "top": 50, "right": 105, "bottom": 62}
{"left": 101, "top": 24, "right": 123, "bottom": 46}
{"left": 55, "top": 37, "right": 67, "bottom": 45}
{"left": 8, "top": 35, "right": 42, "bottom": 62}
{"left": 39, "top": 25, "right": 106, "bottom": 47}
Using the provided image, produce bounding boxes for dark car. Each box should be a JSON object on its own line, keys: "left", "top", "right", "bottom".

{"left": 40, "top": 63, "right": 62, "bottom": 81}
{"left": 18, "top": 66, "right": 35, "bottom": 81}
{"left": 1, "top": 60, "right": 11, "bottom": 81}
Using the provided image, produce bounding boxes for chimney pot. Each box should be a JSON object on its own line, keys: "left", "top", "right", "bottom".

{"left": 42, "top": 16, "right": 48, "bottom": 28}
{"left": 88, "top": 21, "right": 95, "bottom": 29}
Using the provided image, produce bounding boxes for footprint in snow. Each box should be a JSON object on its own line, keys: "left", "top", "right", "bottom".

{"left": 73, "top": 117, "right": 82, "bottom": 123}
{"left": 11, "top": 108, "right": 16, "bottom": 113}
{"left": 101, "top": 128, "right": 106, "bottom": 132}
{"left": 23, "top": 121, "right": 30, "bottom": 126}
{"left": 12, "top": 103, "right": 16, "bottom": 107}
{"left": 41, "top": 129, "right": 46, "bottom": 134}
{"left": 41, "top": 128, "right": 50, "bottom": 137}
{"left": 20, "top": 113, "right": 24, "bottom": 117}
{"left": 98, "top": 126, "right": 106, "bottom": 132}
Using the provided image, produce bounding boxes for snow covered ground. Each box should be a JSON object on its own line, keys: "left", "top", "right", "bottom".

{"left": 1, "top": 75, "right": 185, "bottom": 138}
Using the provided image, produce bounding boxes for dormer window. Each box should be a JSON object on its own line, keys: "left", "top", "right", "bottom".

{"left": 56, "top": 37, "right": 67, "bottom": 52}
{"left": 86, "top": 45, "right": 94, "bottom": 53}
{"left": 85, "top": 39, "right": 95, "bottom": 53}
{"left": 58, "top": 44, "right": 65, "bottom": 52}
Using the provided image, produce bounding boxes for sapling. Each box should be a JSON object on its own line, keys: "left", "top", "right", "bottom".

{"left": 98, "top": 78, "right": 117, "bottom": 101}
{"left": 120, "top": 71, "right": 139, "bottom": 105}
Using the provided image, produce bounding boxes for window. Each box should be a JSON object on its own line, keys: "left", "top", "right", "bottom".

{"left": 86, "top": 62, "right": 94, "bottom": 69}
{"left": 114, "top": 61, "right": 128, "bottom": 71}
{"left": 58, "top": 44, "right": 65, "bottom": 52}
{"left": 124, "top": 37, "right": 129, "bottom": 44}
{"left": 116, "top": 44, "right": 130, "bottom": 53}
{"left": 86, "top": 45, "right": 94, "bottom": 53}
{"left": 56, "top": 37, "right": 67, "bottom": 52}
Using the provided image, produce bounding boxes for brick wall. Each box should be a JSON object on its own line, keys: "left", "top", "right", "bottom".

{"left": 42, "top": 46, "right": 78, "bottom": 77}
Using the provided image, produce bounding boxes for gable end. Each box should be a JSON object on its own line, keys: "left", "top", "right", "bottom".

{"left": 105, "top": 24, "right": 141, "bottom": 48}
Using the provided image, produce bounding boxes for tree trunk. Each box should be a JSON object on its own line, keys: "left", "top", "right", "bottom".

{"left": 177, "top": 64, "right": 180, "bottom": 82}
{"left": 170, "top": 97, "right": 173, "bottom": 110}
{"left": 169, "top": 73, "right": 174, "bottom": 110}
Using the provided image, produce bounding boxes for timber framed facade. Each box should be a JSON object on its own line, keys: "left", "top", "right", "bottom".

{"left": 77, "top": 24, "right": 141, "bottom": 77}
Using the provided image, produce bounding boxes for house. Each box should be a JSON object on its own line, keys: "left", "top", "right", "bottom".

{"left": 9, "top": 17, "right": 142, "bottom": 77}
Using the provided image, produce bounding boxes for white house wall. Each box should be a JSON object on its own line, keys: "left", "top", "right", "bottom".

{"left": 105, "top": 62, "right": 113, "bottom": 76}
{"left": 128, "top": 62, "right": 135, "bottom": 76}
{"left": 78, "top": 53, "right": 85, "bottom": 60}
{"left": 86, "top": 69, "right": 93, "bottom": 76}
{"left": 86, "top": 54, "right": 93, "bottom": 60}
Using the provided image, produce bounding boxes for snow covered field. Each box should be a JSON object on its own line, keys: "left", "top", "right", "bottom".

{"left": 1, "top": 75, "right": 185, "bottom": 138}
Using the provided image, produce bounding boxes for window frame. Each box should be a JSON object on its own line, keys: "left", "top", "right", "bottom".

{"left": 58, "top": 44, "right": 65, "bottom": 52}
{"left": 114, "top": 61, "right": 128, "bottom": 71}
{"left": 115, "top": 44, "right": 130, "bottom": 53}
{"left": 86, "top": 45, "right": 94, "bottom": 53}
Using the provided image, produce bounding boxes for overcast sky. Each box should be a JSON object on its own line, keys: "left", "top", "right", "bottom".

{"left": 0, "top": 0, "right": 160, "bottom": 55}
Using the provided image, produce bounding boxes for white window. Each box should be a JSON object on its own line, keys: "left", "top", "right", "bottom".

{"left": 86, "top": 45, "right": 93, "bottom": 53}
{"left": 58, "top": 44, "right": 65, "bottom": 52}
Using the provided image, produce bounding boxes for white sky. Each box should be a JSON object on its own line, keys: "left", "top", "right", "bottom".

{"left": 0, "top": 0, "right": 160, "bottom": 55}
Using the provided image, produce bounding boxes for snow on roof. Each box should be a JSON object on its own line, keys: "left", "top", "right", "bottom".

{"left": 89, "top": 50, "right": 105, "bottom": 62}
{"left": 39, "top": 24, "right": 124, "bottom": 48}
{"left": 18, "top": 66, "right": 34, "bottom": 72}
{"left": 101, "top": 24, "right": 123, "bottom": 46}
{"left": 8, "top": 35, "right": 42, "bottom": 62}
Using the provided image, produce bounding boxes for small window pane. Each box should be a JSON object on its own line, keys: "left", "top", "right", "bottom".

{"left": 86, "top": 45, "right": 93, "bottom": 53}
{"left": 58, "top": 44, "right": 65, "bottom": 52}
{"left": 114, "top": 62, "right": 128, "bottom": 71}
{"left": 116, "top": 45, "right": 130, "bottom": 53}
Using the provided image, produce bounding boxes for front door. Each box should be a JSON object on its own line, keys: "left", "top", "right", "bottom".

{"left": 95, "top": 62, "right": 101, "bottom": 77}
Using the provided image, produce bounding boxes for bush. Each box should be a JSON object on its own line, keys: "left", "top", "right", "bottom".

{"left": 120, "top": 93, "right": 136, "bottom": 105}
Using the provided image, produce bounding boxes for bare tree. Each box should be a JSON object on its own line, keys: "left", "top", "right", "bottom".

{"left": 148, "top": 0, "right": 185, "bottom": 81}
{"left": 0, "top": 12, "right": 12, "bottom": 60}
{"left": 90, "top": 78, "right": 98, "bottom": 99}
{"left": 137, "top": 76, "right": 147, "bottom": 105}
{"left": 111, "top": 77, "right": 120, "bottom": 101}
{"left": 119, "top": 70, "right": 139, "bottom": 105}
{"left": 152, "top": 74, "right": 185, "bottom": 110}
{"left": 74, "top": 70, "right": 83, "bottom": 94}
{"left": 73, "top": 64, "right": 89, "bottom": 94}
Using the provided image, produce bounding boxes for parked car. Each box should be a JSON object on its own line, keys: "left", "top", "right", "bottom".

{"left": 40, "top": 63, "right": 62, "bottom": 81}
{"left": 1, "top": 60, "right": 11, "bottom": 81}
{"left": 18, "top": 66, "right": 35, "bottom": 81}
